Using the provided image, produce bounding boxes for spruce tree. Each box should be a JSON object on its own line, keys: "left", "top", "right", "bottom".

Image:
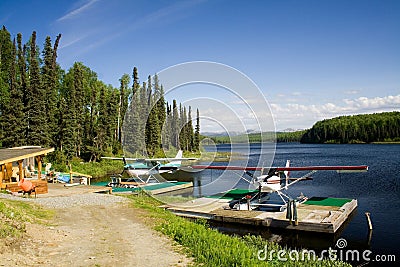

{"left": 194, "top": 108, "right": 200, "bottom": 151}
{"left": 154, "top": 75, "right": 166, "bottom": 148}
{"left": 171, "top": 100, "right": 179, "bottom": 148}
{"left": 162, "top": 102, "right": 172, "bottom": 150}
{"left": 26, "top": 31, "right": 48, "bottom": 146}
{"left": 0, "top": 26, "right": 13, "bottom": 146}
{"left": 118, "top": 74, "right": 130, "bottom": 144}
{"left": 42, "top": 35, "right": 61, "bottom": 147}
{"left": 123, "top": 67, "right": 141, "bottom": 155}
{"left": 187, "top": 106, "right": 194, "bottom": 151}
{"left": 16, "top": 33, "right": 28, "bottom": 115}
{"left": 2, "top": 38, "right": 25, "bottom": 147}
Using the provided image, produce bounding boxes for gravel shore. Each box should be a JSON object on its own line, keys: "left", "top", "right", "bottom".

{"left": 0, "top": 192, "right": 129, "bottom": 208}
{"left": 0, "top": 191, "right": 191, "bottom": 266}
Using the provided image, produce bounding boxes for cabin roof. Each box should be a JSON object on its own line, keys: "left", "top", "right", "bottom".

{"left": 0, "top": 146, "right": 55, "bottom": 165}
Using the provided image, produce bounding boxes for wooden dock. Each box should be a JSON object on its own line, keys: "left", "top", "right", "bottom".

{"left": 140, "top": 181, "right": 193, "bottom": 195}
{"left": 164, "top": 194, "right": 357, "bottom": 233}
{"left": 110, "top": 181, "right": 193, "bottom": 195}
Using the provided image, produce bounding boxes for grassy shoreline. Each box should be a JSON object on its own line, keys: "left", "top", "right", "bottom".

{"left": 126, "top": 193, "right": 351, "bottom": 267}
{"left": 1, "top": 193, "right": 351, "bottom": 266}
{"left": 0, "top": 199, "right": 53, "bottom": 242}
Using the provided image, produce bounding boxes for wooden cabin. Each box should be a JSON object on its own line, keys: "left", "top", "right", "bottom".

{"left": 0, "top": 146, "right": 54, "bottom": 194}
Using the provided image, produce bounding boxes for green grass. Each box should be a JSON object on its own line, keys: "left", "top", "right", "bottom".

{"left": 126, "top": 193, "right": 351, "bottom": 267}
{"left": 69, "top": 159, "right": 124, "bottom": 179}
{"left": 0, "top": 198, "right": 54, "bottom": 239}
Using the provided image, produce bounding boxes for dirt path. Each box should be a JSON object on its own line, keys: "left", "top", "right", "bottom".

{"left": 1, "top": 202, "right": 191, "bottom": 267}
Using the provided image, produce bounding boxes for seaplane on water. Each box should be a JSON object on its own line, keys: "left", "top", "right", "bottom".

{"left": 191, "top": 161, "right": 368, "bottom": 211}
{"left": 102, "top": 150, "right": 197, "bottom": 187}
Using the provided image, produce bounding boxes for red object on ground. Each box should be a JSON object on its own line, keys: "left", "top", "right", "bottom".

{"left": 18, "top": 178, "right": 34, "bottom": 192}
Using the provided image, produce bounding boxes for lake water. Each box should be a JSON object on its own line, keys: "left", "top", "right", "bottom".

{"left": 186, "top": 143, "right": 399, "bottom": 265}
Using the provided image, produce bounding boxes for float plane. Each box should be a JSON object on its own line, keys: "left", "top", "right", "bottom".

{"left": 191, "top": 161, "right": 368, "bottom": 210}
{"left": 102, "top": 150, "right": 197, "bottom": 187}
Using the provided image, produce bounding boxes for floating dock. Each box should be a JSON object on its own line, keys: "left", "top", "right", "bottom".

{"left": 163, "top": 189, "right": 357, "bottom": 233}
{"left": 94, "top": 181, "right": 193, "bottom": 195}
{"left": 134, "top": 181, "right": 193, "bottom": 195}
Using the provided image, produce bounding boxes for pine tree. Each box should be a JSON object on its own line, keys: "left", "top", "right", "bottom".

{"left": 0, "top": 26, "right": 13, "bottom": 145}
{"left": 171, "top": 100, "right": 179, "bottom": 148}
{"left": 194, "top": 108, "right": 200, "bottom": 151}
{"left": 123, "top": 67, "right": 148, "bottom": 156}
{"left": 2, "top": 38, "right": 25, "bottom": 147}
{"left": 162, "top": 102, "right": 172, "bottom": 150}
{"left": 187, "top": 106, "right": 194, "bottom": 151}
{"left": 16, "top": 33, "right": 28, "bottom": 115}
{"left": 118, "top": 73, "right": 130, "bottom": 144}
{"left": 154, "top": 75, "right": 166, "bottom": 149}
{"left": 106, "top": 87, "right": 120, "bottom": 154}
{"left": 145, "top": 104, "right": 160, "bottom": 156}
{"left": 26, "top": 31, "right": 48, "bottom": 146}
{"left": 96, "top": 84, "right": 108, "bottom": 155}
{"left": 42, "top": 35, "right": 61, "bottom": 147}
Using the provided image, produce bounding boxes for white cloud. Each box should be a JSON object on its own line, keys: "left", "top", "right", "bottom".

{"left": 344, "top": 89, "right": 361, "bottom": 95}
{"left": 57, "top": 0, "right": 99, "bottom": 22}
{"left": 56, "top": 0, "right": 205, "bottom": 55}
{"left": 271, "top": 94, "right": 400, "bottom": 130}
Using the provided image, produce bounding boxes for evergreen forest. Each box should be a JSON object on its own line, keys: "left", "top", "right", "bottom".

{"left": 210, "top": 112, "right": 400, "bottom": 144}
{"left": 300, "top": 111, "right": 400, "bottom": 144}
{"left": 0, "top": 27, "right": 200, "bottom": 164}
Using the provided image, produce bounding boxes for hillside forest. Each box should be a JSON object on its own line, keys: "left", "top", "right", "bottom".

{"left": 0, "top": 27, "right": 200, "bottom": 164}
{"left": 300, "top": 111, "right": 400, "bottom": 144}
{"left": 210, "top": 112, "right": 400, "bottom": 144}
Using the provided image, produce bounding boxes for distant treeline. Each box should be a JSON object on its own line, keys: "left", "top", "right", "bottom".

{"left": 210, "top": 131, "right": 305, "bottom": 143}
{"left": 209, "top": 112, "right": 400, "bottom": 144}
{"left": 300, "top": 111, "right": 400, "bottom": 144}
{"left": 0, "top": 27, "right": 199, "bottom": 163}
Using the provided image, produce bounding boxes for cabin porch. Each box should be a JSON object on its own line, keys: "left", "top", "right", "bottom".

{"left": 0, "top": 146, "right": 55, "bottom": 194}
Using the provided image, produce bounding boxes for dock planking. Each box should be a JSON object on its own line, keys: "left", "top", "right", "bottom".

{"left": 109, "top": 181, "right": 193, "bottom": 195}
{"left": 163, "top": 193, "right": 357, "bottom": 233}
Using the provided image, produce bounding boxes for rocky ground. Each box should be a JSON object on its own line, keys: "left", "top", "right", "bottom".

{"left": 0, "top": 193, "right": 191, "bottom": 267}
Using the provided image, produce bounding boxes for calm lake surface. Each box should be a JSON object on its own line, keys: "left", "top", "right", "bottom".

{"left": 187, "top": 143, "right": 400, "bottom": 264}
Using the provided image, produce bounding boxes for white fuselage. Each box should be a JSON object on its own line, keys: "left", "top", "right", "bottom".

{"left": 256, "top": 175, "right": 282, "bottom": 193}
{"left": 126, "top": 168, "right": 170, "bottom": 177}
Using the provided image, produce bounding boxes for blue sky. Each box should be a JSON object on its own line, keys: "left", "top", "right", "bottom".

{"left": 1, "top": 0, "right": 399, "bottom": 132}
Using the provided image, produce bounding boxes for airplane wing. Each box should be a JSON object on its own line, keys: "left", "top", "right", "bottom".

{"left": 191, "top": 165, "right": 263, "bottom": 171}
{"left": 101, "top": 156, "right": 144, "bottom": 161}
{"left": 191, "top": 165, "right": 368, "bottom": 172}
{"left": 101, "top": 156, "right": 197, "bottom": 161}
{"left": 144, "top": 157, "right": 198, "bottom": 161}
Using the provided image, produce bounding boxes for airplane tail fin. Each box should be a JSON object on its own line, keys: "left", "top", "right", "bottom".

{"left": 169, "top": 150, "right": 183, "bottom": 166}
{"left": 284, "top": 160, "right": 290, "bottom": 187}
{"left": 175, "top": 150, "right": 183, "bottom": 159}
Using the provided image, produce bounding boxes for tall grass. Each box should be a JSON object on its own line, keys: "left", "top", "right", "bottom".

{"left": 63, "top": 158, "right": 124, "bottom": 179}
{"left": 127, "top": 193, "right": 351, "bottom": 267}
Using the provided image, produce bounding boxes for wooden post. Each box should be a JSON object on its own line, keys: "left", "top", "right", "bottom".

{"left": 36, "top": 156, "right": 42, "bottom": 180}
{"left": 365, "top": 212, "right": 373, "bottom": 230}
{"left": 5, "top": 163, "right": 12, "bottom": 182}
{"left": 69, "top": 164, "right": 73, "bottom": 184}
{"left": 0, "top": 164, "right": 4, "bottom": 187}
{"left": 18, "top": 160, "right": 24, "bottom": 182}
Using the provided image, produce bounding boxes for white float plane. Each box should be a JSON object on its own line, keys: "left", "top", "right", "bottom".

{"left": 102, "top": 150, "right": 197, "bottom": 187}
{"left": 191, "top": 161, "right": 368, "bottom": 210}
